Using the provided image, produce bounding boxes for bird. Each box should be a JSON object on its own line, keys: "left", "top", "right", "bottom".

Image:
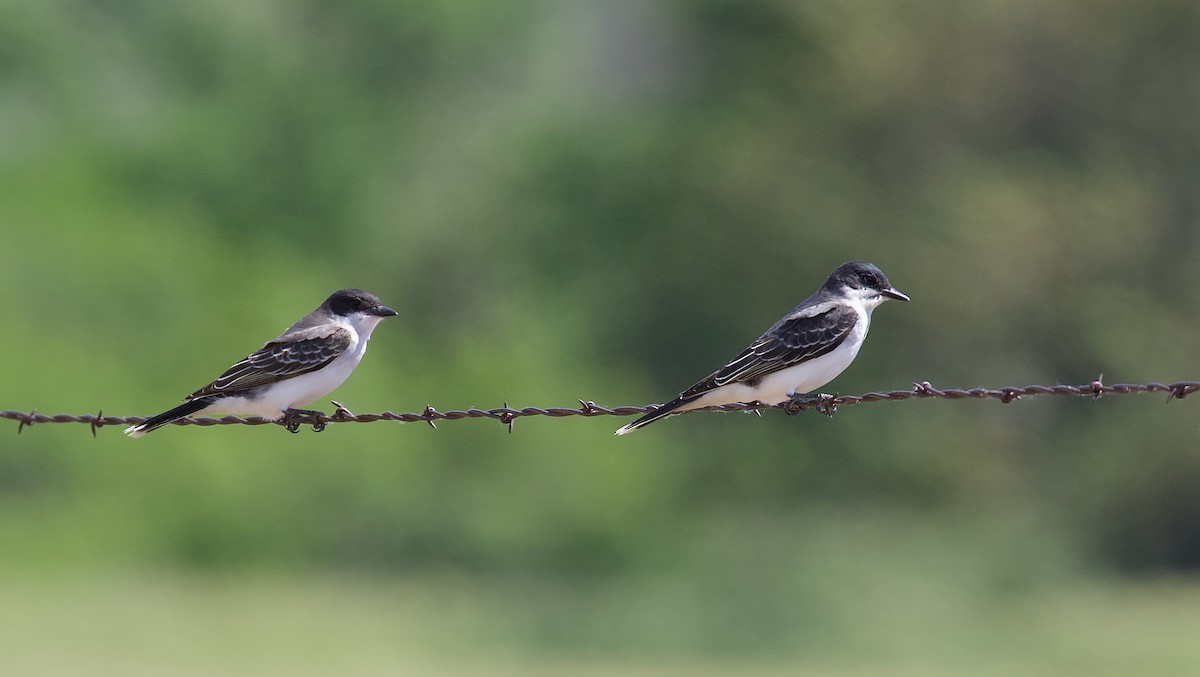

{"left": 125, "top": 288, "right": 397, "bottom": 437}
{"left": 615, "top": 261, "right": 908, "bottom": 435}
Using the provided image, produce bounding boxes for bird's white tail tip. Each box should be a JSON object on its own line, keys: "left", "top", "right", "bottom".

{"left": 124, "top": 425, "right": 147, "bottom": 438}
{"left": 614, "top": 423, "right": 638, "bottom": 436}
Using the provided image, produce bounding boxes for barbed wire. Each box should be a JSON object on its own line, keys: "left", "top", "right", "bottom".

{"left": 3, "top": 378, "right": 1197, "bottom": 436}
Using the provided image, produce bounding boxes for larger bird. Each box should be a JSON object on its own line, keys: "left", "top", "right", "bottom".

{"left": 615, "top": 261, "right": 908, "bottom": 435}
{"left": 126, "top": 288, "right": 396, "bottom": 437}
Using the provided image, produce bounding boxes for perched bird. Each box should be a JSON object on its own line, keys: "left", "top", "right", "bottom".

{"left": 615, "top": 261, "right": 908, "bottom": 435}
{"left": 125, "top": 288, "right": 397, "bottom": 437}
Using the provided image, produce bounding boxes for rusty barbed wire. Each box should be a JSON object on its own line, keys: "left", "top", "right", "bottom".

{"left": 3, "top": 378, "right": 1198, "bottom": 435}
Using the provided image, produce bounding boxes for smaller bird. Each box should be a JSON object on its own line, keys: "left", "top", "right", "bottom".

{"left": 125, "top": 288, "right": 397, "bottom": 437}
{"left": 615, "top": 261, "right": 908, "bottom": 435}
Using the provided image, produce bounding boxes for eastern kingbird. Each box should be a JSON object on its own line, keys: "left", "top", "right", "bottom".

{"left": 125, "top": 288, "right": 397, "bottom": 437}
{"left": 615, "top": 261, "right": 908, "bottom": 435}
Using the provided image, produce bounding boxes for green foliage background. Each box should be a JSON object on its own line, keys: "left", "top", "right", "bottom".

{"left": 3, "top": 0, "right": 1200, "bottom": 673}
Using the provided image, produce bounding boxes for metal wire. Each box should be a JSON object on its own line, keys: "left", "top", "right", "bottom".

{"left": 3, "top": 378, "right": 1197, "bottom": 435}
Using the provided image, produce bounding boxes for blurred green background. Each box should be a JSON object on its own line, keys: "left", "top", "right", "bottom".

{"left": 3, "top": 0, "right": 1200, "bottom": 674}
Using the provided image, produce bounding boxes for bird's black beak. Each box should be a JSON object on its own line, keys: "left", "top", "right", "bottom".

{"left": 372, "top": 305, "right": 398, "bottom": 317}
{"left": 882, "top": 287, "right": 910, "bottom": 302}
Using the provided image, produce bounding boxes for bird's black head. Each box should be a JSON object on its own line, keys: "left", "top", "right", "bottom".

{"left": 325, "top": 288, "right": 398, "bottom": 317}
{"left": 826, "top": 261, "right": 910, "bottom": 302}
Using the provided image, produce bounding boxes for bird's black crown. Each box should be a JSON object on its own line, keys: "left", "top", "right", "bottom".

{"left": 325, "top": 288, "right": 386, "bottom": 316}
{"left": 826, "top": 261, "right": 891, "bottom": 292}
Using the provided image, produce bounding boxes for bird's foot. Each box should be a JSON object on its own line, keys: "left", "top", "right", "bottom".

{"left": 784, "top": 392, "right": 839, "bottom": 418}
{"left": 282, "top": 408, "right": 327, "bottom": 433}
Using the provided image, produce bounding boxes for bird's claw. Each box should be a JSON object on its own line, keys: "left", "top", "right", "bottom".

{"left": 785, "top": 392, "right": 839, "bottom": 418}
{"left": 282, "top": 408, "right": 327, "bottom": 433}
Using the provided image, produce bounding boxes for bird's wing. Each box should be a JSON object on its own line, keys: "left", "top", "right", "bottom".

{"left": 186, "top": 325, "right": 353, "bottom": 399}
{"left": 679, "top": 301, "right": 858, "bottom": 399}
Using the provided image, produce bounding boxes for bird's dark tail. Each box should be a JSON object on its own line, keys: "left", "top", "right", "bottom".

{"left": 614, "top": 396, "right": 697, "bottom": 436}
{"left": 124, "top": 398, "right": 215, "bottom": 438}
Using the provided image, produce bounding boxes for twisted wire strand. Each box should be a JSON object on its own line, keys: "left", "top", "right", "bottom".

{"left": 3, "top": 379, "right": 1197, "bottom": 435}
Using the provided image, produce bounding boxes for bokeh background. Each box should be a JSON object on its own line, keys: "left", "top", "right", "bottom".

{"left": 3, "top": 1, "right": 1200, "bottom": 674}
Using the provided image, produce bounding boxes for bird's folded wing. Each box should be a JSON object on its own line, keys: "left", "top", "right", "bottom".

{"left": 187, "top": 325, "right": 353, "bottom": 398}
{"left": 680, "top": 302, "right": 857, "bottom": 398}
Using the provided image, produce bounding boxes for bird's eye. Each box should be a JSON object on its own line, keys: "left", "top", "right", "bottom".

{"left": 861, "top": 272, "right": 878, "bottom": 287}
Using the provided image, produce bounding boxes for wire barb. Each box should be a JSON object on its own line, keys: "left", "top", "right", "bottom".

{"left": 422, "top": 405, "right": 440, "bottom": 429}
{"left": 330, "top": 400, "right": 356, "bottom": 421}
{"left": 500, "top": 402, "right": 516, "bottom": 434}
{"left": 4, "top": 379, "right": 1199, "bottom": 435}
{"left": 17, "top": 408, "right": 35, "bottom": 435}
